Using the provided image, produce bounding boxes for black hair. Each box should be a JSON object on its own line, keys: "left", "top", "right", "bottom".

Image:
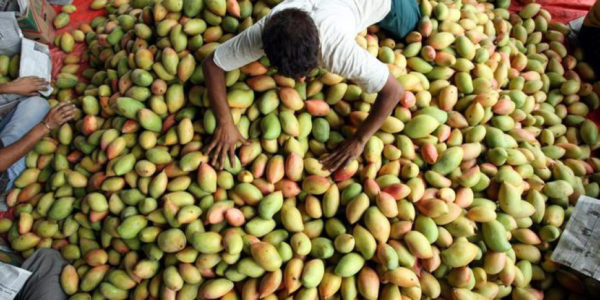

{"left": 262, "top": 8, "right": 320, "bottom": 78}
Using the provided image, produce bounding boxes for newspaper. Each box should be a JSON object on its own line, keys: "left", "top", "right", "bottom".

{"left": 0, "top": 263, "right": 31, "bottom": 300}
{"left": 551, "top": 195, "right": 600, "bottom": 281}
{"left": 0, "top": 12, "right": 22, "bottom": 56}
{"left": 19, "top": 38, "right": 53, "bottom": 96}
{"left": 0, "top": 240, "right": 30, "bottom": 300}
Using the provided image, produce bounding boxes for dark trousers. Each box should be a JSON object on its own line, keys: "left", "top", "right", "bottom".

{"left": 16, "top": 249, "right": 67, "bottom": 300}
{"left": 379, "top": 0, "right": 421, "bottom": 39}
{"left": 580, "top": 25, "right": 600, "bottom": 75}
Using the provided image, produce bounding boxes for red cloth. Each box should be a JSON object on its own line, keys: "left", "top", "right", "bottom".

{"left": 0, "top": 209, "right": 14, "bottom": 220}
{"left": 50, "top": 0, "right": 105, "bottom": 78}
{"left": 509, "top": 0, "right": 595, "bottom": 24}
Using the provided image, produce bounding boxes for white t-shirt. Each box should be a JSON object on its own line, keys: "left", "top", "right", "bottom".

{"left": 213, "top": 0, "right": 392, "bottom": 93}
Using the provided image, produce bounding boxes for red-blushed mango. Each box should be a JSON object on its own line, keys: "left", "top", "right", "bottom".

{"left": 364, "top": 207, "right": 390, "bottom": 243}
{"left": 305, "top": 99, "right": 329, "bottom": 116}
{"left": 265, "top": 154, "right": 284, "bottom": 183}
{"left": 200, "top": 279, "right": 234, "bottom": 299}
{"left": 259, "top": 269, "right": 282, "bottom": 298}
{"left": 227, "top": 88, "right": 254, "bottom": 108}
{"left": 285, "top": 152, "right": 303, "bottom": 181}
{"left": 302, "top": 175, "right": 331, "bottom": 195}
{"left": 197, "top": 162, "right": 217, "bottom": 193}
{"left": 251, "top": 241, "right": 282, "bottom": 272}
{"left": 61, "top": 265, "right": 79, "bottom": 295}
{"left": 384, "top": 267, "right": 419, "bottom": 288}
{"left": 280, "top": 87, "right": 304, "bottom": 111}
{"left": 178, "top": 53, "right": 196, "bottom": 82}
{"left": 247, "top": 75, "right": 276, "bottom": 92}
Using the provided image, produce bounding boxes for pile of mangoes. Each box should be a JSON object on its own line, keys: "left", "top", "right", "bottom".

{"left": 0, "top": 54, "right": 21, "bottom": 83}
{"left": 1, "top": 0, "right": 600, "bottom": 299}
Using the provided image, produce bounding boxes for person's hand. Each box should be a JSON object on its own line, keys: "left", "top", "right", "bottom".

{"left": 321, "top": 136, "right": 366, "bottom": 172}
{"left": 42, "top": 102, "right": 77, "bottom": 130}
{"left": 0, "top": 77, "right": 49, "bottom": 96}
{"left": 205, "top": 122, "right": 249, "bottom": 170}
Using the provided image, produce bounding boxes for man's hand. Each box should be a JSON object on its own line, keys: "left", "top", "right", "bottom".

{"left": 0, "top": 77, "right": 49, "bottom": 96}
{"left": 322, "top": 74, "right": 404, "bottom": 172}
{"left": 42, "top": 102, "right": 77, "bottom": 130}
{"left": 321, "top": 136, "right": 366, "bottom": 172}
{"left": 205, "top": 122, "right": 249, "bottom": 170}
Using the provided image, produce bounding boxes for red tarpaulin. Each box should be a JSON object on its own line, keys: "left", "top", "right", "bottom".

{"left": 510, "top": 0, "right": 595, "bottom": 24}
{"left": 50, "top": 0, "right": 105, "bottom": 79}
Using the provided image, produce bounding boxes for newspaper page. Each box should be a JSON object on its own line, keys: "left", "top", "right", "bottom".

{"left": 0, "top": 262, "right": 31, "bottom": 300}
{"left": 551, "top": 195, "right": 600, "bottom": 281}
{"left": 0, "top": 243, "right": 30, "bottom": 300}
{"left": 0, "top": 12, "right": 23, "bottom": 56}
{"left": 19, "top": 38, "right": 53, "bottom": 97}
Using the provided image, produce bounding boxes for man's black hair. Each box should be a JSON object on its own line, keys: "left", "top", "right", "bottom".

{"left": 262, "top": 8, "right": 320, "bottom": 78}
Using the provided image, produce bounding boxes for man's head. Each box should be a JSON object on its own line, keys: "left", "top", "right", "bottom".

{"left": 262, "top": 8, "right": 320, "bottom": 79}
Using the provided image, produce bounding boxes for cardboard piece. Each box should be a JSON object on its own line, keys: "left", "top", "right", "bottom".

{"left": 1, "top": 0, "right": 55, "bottom": 44}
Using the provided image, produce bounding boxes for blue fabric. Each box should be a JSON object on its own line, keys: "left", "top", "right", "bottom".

{"left": 0, "top": 96, "right": 49, "bottom": 192}
{"left": 379, "top": 0, "right": 421, "bottom": 39}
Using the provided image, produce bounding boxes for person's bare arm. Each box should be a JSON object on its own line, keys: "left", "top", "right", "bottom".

{"left": 0, "top": 102, "right": 76, "bottom": 172}
{"left": 202, "top": 53, "right": 248, "bottom": 170}
{"left": 0, "top": 77, "right": 49, "bottom": 96}
{"left": 321, "top": 74, "right": 404, "bottom": 171}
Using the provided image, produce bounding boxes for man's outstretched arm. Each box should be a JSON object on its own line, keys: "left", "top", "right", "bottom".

{"left": 202, "top": 53, "right": 248, "bottom": 170}
{"left": 0, "top": 102, "right": 76, "bottom": 172}
{"left": 321, "top": 74, "right": 404, "bottom": 171}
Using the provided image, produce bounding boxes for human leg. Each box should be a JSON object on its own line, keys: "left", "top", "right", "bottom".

{"left": 0, "top": 96, "right": 49, "bottom": 192}
{"left": 579, "top": 25, "right": 600, "bottom": 75}
{"left": 15, "top": 249, "right": 67, "bottom": 300}
{"left": 568, "top": 16, "right": 585, "bottom": 44}
{"left": 378, "top": 0, "right": 421, "bottom": 40}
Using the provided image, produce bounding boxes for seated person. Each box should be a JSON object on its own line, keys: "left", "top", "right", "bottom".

{"left": 0, "top": 76, "right": 76, "bottom": 208}
{"left": 0, "top": 241, "right": 68, "bottom": 300}
{"left": 202, "top": 0, "right": 420, "bottom": 171}
{"left": 578, "top": 0, "right": 600, "bottom": 74}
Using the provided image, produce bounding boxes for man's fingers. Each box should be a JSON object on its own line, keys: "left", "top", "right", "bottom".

{"left": 337, "top": 155, "right": 353, "bottom": 171}
{"left": 58, "top": 104, "right": 76, "bottom": 112}
{"left": 58, "top": 111, "right": 75, "bottom": 120}
{"left": 323, "top": 151, "right": 343, "bottom": 164}
{"left": 205, "top": 138, "right": 218, "bottom": 155}
{"left": 52, "top": 102, "right": 70, "bottom": 111}
{"left": 322, "top": 153, "right": 341, "bottom": 170}
{"left": 320, "top": 152, "right": 338, "bottom": 166}
{"left": 210, "top": 144, "right": 223, "bottom": 166}
{"left": 58, "top": 106, "right": 77, "bottom": 117}
{"left": 327, "top": 154, "right": 347, "bottom": 172}
{"left": 229, "top": 146, "right": 236, "bottom": 169}
{"left": 320, "top": 152, "right": 335, "bottom": 165}
{"left": 241, "top": 137, "right": 251, "bottom": 146}
{"left": 34, "top": 79, "right": 47, "bottom": 85}
{"left": 218, "top": 147, "right": 228, "bottom": 170}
